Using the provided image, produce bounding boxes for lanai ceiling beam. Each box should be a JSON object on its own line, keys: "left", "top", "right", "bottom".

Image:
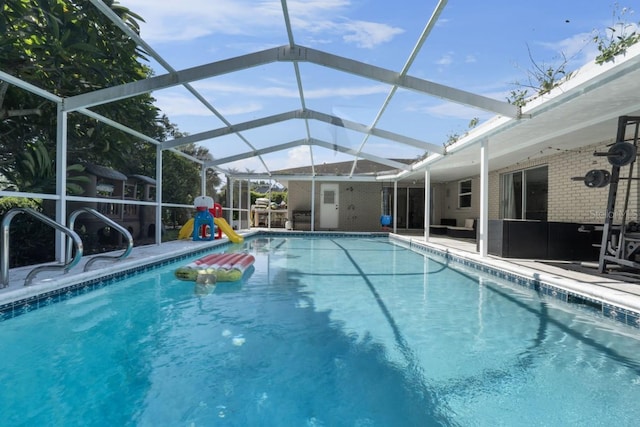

{"left": 206, "top": 138, "right": 411, "bottom": 172}
{"left": 163, "top": 108, "right": 441, "bottom": 154}
{"left": 206, "top": 140, "right": 307, "bottom": 167}
{"left": 64, "top": 45, "right": 518, "bottom": 119}
{"left": 310, "top": 139, "right": 411, "bottom": 171}
{"left": 162, "top": 110, "right": 300, "bottom": 149}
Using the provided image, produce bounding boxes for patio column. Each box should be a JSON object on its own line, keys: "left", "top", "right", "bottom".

{"left": 479, "top": 139, "right": 489, "bottom": 257}
{"left": 247, "top": 179, "right": 252, "bottom": 230}
{"left": 200, "top": 166, "right": 207, "bottom": 196}
{"left": 311, "top": 177, "right": 316, "bottom": 231}
{"left": 393, "top": 181, "right": 398, "bottom": 234}
{"left": 55, "top": 104, "right": 68, "bottom": 261}
{"left": 155, "top": 144, "right": 163, "bottom": 245}
{"left": 228, "top": 176, "right": 234, "bottom": 225}
{"left": 238, "top": 179, "right": 242, "bottom": 230}
{"left": 424, "top": 168, "right": 431, "bottom": 241}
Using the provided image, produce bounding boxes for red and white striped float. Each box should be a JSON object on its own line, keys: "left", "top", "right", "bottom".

{"left": 175, "top": 252, "right": 255, "bottom": 282}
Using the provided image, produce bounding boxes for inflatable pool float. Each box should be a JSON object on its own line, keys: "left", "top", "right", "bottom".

{"left": 175, "top": 252, "right": 255, "bottom": 282}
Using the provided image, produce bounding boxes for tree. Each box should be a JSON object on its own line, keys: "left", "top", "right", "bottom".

{"left": 0, "top": 0, "right": 164, "bottom": 188}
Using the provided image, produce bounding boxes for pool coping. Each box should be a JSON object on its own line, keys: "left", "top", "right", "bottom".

{"left": 2, "top": 231, "right": 640, "bottom": 329}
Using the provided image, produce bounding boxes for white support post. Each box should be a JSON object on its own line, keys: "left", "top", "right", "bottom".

{"left": 393, "top": 181, "right": 398, "bottom": 234}
{"left": 311, "top": 177, "right": 316, "bottom": 231}
{"left": 155, "top": 144, "right": 163, "bottom": 244}
{"left": 228, "top": 176, "right": 234, "bottom": 224}
{"left": 267, "top": 180, "right": 272, "bottom": 229}
{"left": 55, "top": 104, "right": 68, "bottom": 261}
{"left": 238, "top": 179, "right": 242, "bottom": 230}
{"left": 479, "top": 139, "right": 489, "bottom": 257}
{"left": 247, "top": 179, "right": 252, "bottom": 229}
{"left": 424, "top": 169, "right": 431, "bottom": 241}
{"left": 201, "top": 166, "right": 207, "bottom": 196}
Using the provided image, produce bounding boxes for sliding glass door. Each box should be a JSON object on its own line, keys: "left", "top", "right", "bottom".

{"left": 382, "top": 186, "right": 426, "bottom": 229}
{"left": 501, "top": 166, "right": 548, "bottom": 220}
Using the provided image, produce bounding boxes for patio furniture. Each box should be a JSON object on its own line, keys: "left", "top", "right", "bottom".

{"left": 430, "top": 218, "right": 456, "bottom": 235}
{"left": 446, "top": 218, "right": 477, "bottom": 239}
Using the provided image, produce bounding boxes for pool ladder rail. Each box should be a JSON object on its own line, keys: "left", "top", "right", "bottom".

{"left": 1, "top": 207, "right": 133, "bottom": 288}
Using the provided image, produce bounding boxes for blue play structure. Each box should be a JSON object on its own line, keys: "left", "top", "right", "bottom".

{"left": 192, "top": 196, "right": 216, "bottom": 241}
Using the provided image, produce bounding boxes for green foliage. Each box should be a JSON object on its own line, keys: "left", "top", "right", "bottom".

{"left": 506, "top": 89, "right": 529, "bottom": 107}
{"left": 508, "top": 45, "right": 574, "bottom": 107}
{"left": 0, "top": 140, "right": 88, "bottom": 194}
{"left": 0, "top": 1, "right": 218, "bottom": 204}
{"left": 593, "top": 4, "right": 640, "bottom": 64}
{"left": 0, "top": 0, "right": 164, "bottom": 183}
{"left": 444, "top": 133, "right": 459, "bottom": 147}
{"left": 0, "top": 197, "right": 54, "bottom": 268}
{"left": 0, "top": 196, "right": 41, "bottom": 215}
{"left": 250, "top": 190, "right": 288, "bottom": 206}
{"left": 443, "top": 118, "right": 480, "bottom": 148}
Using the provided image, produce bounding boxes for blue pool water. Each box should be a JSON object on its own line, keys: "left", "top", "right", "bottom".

{"left": 1, "top": 236, "right": 640, "bottom": 426}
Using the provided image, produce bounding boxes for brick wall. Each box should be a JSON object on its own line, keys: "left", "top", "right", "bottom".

{"left": 488, "top": 140, "right": 639, "bottom": 223}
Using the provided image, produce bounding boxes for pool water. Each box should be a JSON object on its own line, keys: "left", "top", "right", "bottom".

{"left": 1, "top": 236, "right": 640, "bottom": 426}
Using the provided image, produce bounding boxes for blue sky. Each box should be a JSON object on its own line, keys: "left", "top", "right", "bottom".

{"left": 118, "top": 0, "right": 636, "bottom": 173}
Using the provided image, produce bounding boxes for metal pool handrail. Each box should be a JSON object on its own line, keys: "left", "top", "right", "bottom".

{"left": 68, "top": 207, "right": 133, "bottom": 272}
{"left": 1, "top": 208, "right": 83, "bottom": 288}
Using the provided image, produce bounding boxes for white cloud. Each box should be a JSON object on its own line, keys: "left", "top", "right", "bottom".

{"left": 436, "top": 53, "right": 454, "bottom": 66}
{"left": 406, "top": 101, "right": 493, "bottom": 121}
{"left": 538, "top": 31, "right": 597, "bottom": 65}
{"left": 154, "top": 92, "right": 262, "bottom": 117}
{"left": 122, "top": 0, "right": 281, "bottom": 41}
{"left": 121, "top": 0, "right": 403, "bottom": 48}
{"left": 341, "top": 20, "right": 404, "bottom": 49}
{"left": 287, "top": 145, "right": 312, "bottom": 166}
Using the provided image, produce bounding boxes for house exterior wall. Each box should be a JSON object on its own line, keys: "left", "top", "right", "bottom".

{"left": 285, "top": 139, "right": 640, "bottom": 231}
{"left": 488, "top": 140, "right": 639, "bottom": 223}
{"left": 437, "top": 177, "right": 481, "bottom": 227}
{"left": 286, "top": 181, "right": 389, "bottom": 231}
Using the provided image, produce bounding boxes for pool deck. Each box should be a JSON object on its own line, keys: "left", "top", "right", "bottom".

{"left": 2, "top": 230, "right": 640, "bottom": 322}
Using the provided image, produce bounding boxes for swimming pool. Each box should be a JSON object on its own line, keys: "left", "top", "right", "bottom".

{"left": 1, "top": 235, "right": 640, "bottom": 426}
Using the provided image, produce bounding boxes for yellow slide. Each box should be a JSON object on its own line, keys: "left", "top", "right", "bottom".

{"left": 178, "top": 218, "right": 195, "bottom": 240}
{"left": 214, "top": 217, "right": 244, "bottom": 243}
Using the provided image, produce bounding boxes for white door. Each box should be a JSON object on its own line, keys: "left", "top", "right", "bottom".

{"left": 320, "top": 183, "right": 339, "bottom": 229}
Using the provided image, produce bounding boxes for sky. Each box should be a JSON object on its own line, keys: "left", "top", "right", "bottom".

{"left": 116, "top": 0, "right": 637, "bottom": 174}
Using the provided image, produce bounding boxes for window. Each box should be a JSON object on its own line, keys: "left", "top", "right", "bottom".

{"left": 458, "top": 179, "right": 472, "bottom": 208}
{"left": 501, "top": 165, "right": 548, "bottom": 220}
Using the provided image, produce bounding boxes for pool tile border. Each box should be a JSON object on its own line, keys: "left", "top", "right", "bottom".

{"left": 397, "top": 236, "right": 640, "bottom": 329}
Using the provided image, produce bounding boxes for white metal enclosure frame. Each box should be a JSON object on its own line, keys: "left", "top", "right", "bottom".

{"left": 1, "top": 0, "right": 640, "bottom": 262}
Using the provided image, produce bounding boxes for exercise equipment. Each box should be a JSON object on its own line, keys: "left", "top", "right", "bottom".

{"left": 594, "top": 116, "right": 640, "bottom": 273}
{"left": 571, "top": 169, "right": 611, "bottom": 188}
{"left": 593, "top": 141, "right": 637, "bottom": 167}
